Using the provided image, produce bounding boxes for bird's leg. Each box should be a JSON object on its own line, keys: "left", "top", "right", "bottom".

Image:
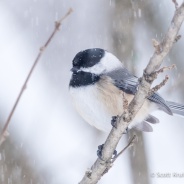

{"left": 111, "top": 115, "right": 129, "bottom": 134}
{"left": 97, "top": 144, "right": 117, "bottom": 160}
{"left": 111, "top": 115, "right": 120, "bottom": 128}
{"left": 97, "top": 144, "right": 104, "bottom": 159}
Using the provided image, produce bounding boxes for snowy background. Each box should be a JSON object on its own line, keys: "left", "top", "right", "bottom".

{"left": 0, "top": 0, "right": 184, "bottom": 184}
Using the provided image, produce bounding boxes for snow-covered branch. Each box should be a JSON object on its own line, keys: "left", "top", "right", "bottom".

{"left": 79, "top": 1, "right": 184, "bottom": 184}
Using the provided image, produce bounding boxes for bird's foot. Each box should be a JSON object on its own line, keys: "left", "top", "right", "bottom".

{"left": 111, "top": 115, "right": 120, "bottom": 128}
{"left": 97, "top": 144, "right": 117, "bottom": 160}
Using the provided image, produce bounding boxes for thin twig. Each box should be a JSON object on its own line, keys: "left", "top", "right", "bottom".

{"left": 148, "top": 75, "right": 169, "bottom": 96}
{"left": 0, "top": 8, "right": 73, "bottom": 146}
{"left": 122, "top": 92, "right": 130, "bottom": 122}
{"left": 143, "top": 64, "right": 175, "bottom": 83}
{"left": 147, "top": 64, "right": 176, "bottom": 94}
{"left": 172, "top": 0, "right": 179, "bottom": 9}
{"left": 122, "top": 92, "right": 129, "bottom": 110}
{"left": 112, "top": 135, "right": 137, "bottom": 163}
{"left": 155, "top": 64, "right": 176, "bottom": 74}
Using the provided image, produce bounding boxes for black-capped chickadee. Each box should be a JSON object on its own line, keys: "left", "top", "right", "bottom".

{"left": 69, "top": 48, "right": 184, "bottom": 132}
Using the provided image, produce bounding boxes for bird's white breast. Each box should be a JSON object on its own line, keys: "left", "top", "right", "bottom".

{"left": 69, "top": 84, "right": 113, "bottom": 132}
{"left": 69, "top": 76, "right": 126, "bottom": 132}
{"left": 69, "top": 76, "right": 158, "bottom": 132}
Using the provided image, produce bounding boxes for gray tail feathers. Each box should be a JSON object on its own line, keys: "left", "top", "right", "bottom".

{"left": 166, "top": 101, "right": 184, "bottom": 116}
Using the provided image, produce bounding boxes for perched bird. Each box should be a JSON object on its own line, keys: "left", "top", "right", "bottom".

{"left": 69, "top": 48, "right": 184, "bottom": 132}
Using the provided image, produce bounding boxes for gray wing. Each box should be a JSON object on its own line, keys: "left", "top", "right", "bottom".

{"left": 107, "top": 68, "right": 138, "bottom": 94}
{"left": 106, "top": 68, "right": 172, "bottom": 115}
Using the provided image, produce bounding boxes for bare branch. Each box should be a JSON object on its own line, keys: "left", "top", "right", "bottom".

{"left": 79, "top": 2, "right": 184, "bottom": 184}
{"left": 145, "top": 3, "right": 184, "bottom": 75}
{"left": 172, "top": 0, "right": 179, "bottom": 9}
{"left": 148, "top": 75, "right": 169, "bottom": 96}
{"left": 152, "top": 39, "right": 161, "bottom": 54}
{"left": 112, "top": 135, "right": 137, "bottom": 163}
{"left": 155, "top": 64, "right": 176, "bottom": 74}
{"left": 122, "top": 92, "right": 129, "bottom": 110}
{"left": 0, "top": 8, "right": 73, "bottom": 146}
{"left": 106, "top": 135, "right": 137, "bottom": 176}
{"left": 98, "top": 135, "right": 137, "bottom": 177}
{"left": 0, "top": 130, "right": 9, "bottom": 145}
{"left": 146, "top": 64, "right": 176, "bottom": 96}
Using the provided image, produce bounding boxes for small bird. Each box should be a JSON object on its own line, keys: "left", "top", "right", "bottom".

{"left": 69, "top": 48, "right": 184, "bottom": 132}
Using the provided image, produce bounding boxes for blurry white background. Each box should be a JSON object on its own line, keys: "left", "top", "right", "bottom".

{"left": 0, "top": 0, "right": 184, "bottom": 184}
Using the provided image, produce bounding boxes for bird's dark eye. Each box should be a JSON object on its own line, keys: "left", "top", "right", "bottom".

{"left": 73, "top": 59, "right": 79, "bottom": 65}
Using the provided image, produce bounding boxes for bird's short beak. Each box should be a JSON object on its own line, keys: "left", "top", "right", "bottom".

{"left": 70, "top": 67, "right": 79, "bottom": 73}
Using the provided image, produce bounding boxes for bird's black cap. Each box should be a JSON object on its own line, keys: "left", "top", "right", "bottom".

{"left": 72, "top": 48, "right": 105, "bottom": 69}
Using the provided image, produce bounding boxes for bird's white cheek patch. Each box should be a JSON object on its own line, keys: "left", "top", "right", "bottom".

{"left": 80, "top": 51, "right": 123, "bottom": 75}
